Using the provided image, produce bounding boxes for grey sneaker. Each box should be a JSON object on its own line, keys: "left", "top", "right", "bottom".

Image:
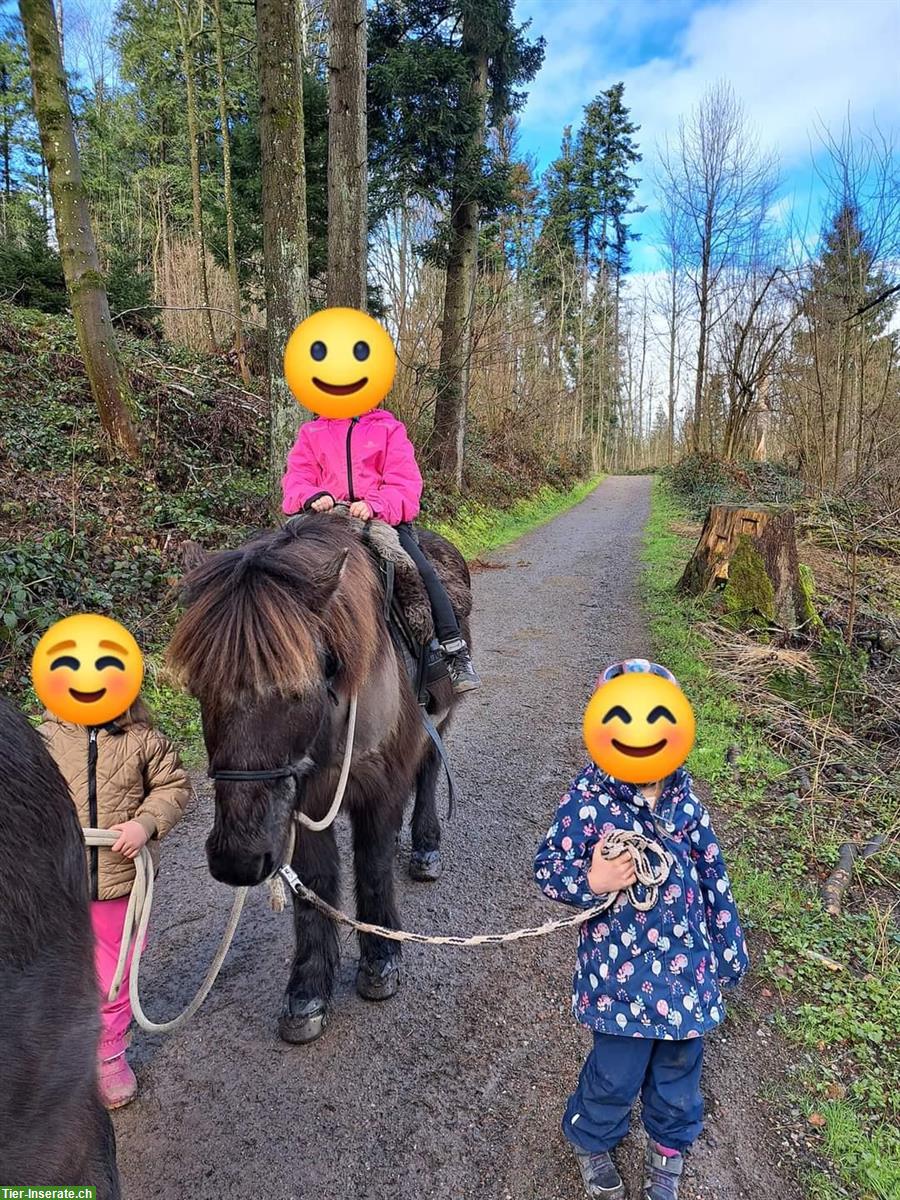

{"left": 574, "top": 1149, "right": 625, "bottom": 1200}
{"left": 440, "top": 637, "right": 481, "bottom": 693}
{"left": 643, "top": 1142, "right": 683, "bottom": 1200}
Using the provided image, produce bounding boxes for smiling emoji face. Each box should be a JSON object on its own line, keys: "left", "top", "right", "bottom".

{"left": 32, "top": 614, "right": 144, "bottom": 726}
{"left": 283, "top": 307, "right": 397, "bottom": 419}
{"left": 583, "top": 672, "right": 696, "bottom": 783}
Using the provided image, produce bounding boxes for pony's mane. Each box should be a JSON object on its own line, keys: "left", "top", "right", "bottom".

{"left": 167, "top": 520, "right": 381, "bottom": 703}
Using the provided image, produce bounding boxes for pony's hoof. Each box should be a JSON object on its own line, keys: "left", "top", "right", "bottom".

{"left": 278, "top": 998, "right": 328, "bottom": 1044}
{"left": 356, "top": 957, "right": 400, "bottom": 1002}
{"left": 409, "top": 849, "right": 442, "bottom": 882}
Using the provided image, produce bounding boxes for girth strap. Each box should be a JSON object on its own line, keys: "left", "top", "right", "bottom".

{"left": 420, "top": 706, "right": 458, "bottom": 820}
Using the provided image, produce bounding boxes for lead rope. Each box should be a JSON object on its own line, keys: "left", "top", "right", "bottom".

{"left": 274, "top": 828, "right": 674, "bottom": 946}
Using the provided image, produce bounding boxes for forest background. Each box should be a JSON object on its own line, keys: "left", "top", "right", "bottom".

{"left": 1, "top": 3, "right": 900, "bottom": 1197}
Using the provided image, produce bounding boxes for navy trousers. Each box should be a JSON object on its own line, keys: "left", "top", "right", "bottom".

{"left": 563, "top": 1033, "right": 705, "bottom": 1154}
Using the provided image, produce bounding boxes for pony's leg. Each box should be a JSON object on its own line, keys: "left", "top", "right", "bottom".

{"left": 279, "top": 825, "right": 340, "bottom": 1045}
{"left": 351, "top": 799, "right": 403, "bottom": 1002}
{"left": 409, "top": 738, "right": 443, "bottom": 882}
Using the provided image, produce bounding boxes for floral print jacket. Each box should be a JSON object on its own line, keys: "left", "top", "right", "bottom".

{"left": 534, "top": 765, "right": 749, "bottom": 1040}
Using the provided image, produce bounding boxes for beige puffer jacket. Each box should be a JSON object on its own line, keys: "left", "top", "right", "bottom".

{"left": 38, "top": 699, "right": 192, "bottom": 901}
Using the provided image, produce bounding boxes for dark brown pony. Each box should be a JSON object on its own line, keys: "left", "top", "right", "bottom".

{"left": 0, "top": 696, "right": 119, "bottom": 1197}
{"left": 168, "top": 515, "right": 472, "bottom": 1043}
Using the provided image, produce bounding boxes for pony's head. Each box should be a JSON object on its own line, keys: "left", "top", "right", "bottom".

{"left": 167, "top": 520, "right": 379, "bottom": 886}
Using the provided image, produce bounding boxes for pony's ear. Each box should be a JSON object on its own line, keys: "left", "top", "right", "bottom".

{"left": 181, "top": 540, "right": 209, "bottom": 573}
{"left": 317, "top": 547, "right": 350, "bottom": 604}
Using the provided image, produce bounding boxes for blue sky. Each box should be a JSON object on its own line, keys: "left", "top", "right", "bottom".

{"left": 61, "top": 0, "right": 899, "bottom": 276}
{"left": 514, "top": 0, "right": 900, "bottom": 272}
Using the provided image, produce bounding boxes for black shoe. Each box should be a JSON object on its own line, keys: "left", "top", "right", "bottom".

{"left": 574, "top": 1149, "right": 625, "bottom": 1200}
{"left": 440, "top": 637, "right": 481, "bottom": 694}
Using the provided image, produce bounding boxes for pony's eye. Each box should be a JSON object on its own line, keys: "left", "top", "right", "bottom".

{"left": 602, "top": 705, "right": 632, "bottom": 724}
{"left": 647, "top": 705, "right": 676, "bottom": 725}
{"left": 96, "top": 656, "right": 125, "bottom": 671}
{"left": 50, "top": 655, "right": 80, "bottom": 671}
{"left": 310, "top": 340, "right": 327, "bottom": 362}
{"left": 353, "top": 340, "right": 370, "bottom": 361}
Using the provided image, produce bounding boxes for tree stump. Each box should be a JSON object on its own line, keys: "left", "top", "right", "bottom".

{"left": 678, "top": 504, "right": 811, "bottom": 630}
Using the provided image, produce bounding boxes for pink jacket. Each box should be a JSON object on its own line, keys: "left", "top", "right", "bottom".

{"left": 282, "top": 408, "right": 423, "bottom": 526}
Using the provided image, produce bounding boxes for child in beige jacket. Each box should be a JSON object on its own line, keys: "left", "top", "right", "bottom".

{"left": 40, "top": 696, "right": 191, "bottom": 1108}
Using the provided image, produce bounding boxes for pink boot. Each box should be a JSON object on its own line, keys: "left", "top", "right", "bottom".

{"left": 97, "top": 1042, "right": 137, "bottom": 1110}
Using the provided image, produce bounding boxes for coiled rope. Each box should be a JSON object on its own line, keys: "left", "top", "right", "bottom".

{"left": 82, "top": 828, "right": 248, "bottom": 1035}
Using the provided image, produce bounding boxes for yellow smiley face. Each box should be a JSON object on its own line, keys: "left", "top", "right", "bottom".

{"left": 583, "top": 673, "right": 696, "bottom": 783}
{"left": 283, "top": 307, "right": 397, "bottom": 419}
{"left": 32, "top": 614, "right": 144, "bottom": 726}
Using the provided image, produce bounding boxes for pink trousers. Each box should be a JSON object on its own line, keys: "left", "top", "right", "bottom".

{"left": 90, "top": 896, "right": 141, "bottom": 1057}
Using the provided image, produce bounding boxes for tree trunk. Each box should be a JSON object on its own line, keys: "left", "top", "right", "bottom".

{"left": 666, "top": 272, "right": 677, "bottom": 463}
{"left": 678, "top": 503, "right": 808, "bottom": 630}
{"left": 427, "top": 14, "right": 488, "bottom": 489}
{"left": 177, "top": 2, "right": 216, "bottom": 352}
{"left": 257, "top": 0, "right": 310, "bottom": 516}
{"left": 212, "top": 0, "right": 249, "bottom": 383}
{"left": 19, "top": 0, "right": 140, "bottom": 459}
{"left": 1, "top": 63, "right": 12, "bottom": 198}
{"left": 692, "top": 252, "right": 710, "bottom": 452}
{"left": 326, "top": 0, "right": 367, "bottom": 310}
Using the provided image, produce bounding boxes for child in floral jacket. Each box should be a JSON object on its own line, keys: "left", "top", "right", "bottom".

{"left": 534, "top": 666, "right": 748, "bottom": 1200}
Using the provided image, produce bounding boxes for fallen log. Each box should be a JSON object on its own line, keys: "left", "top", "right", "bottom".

{"left": 821, "top": 836, "right": 885, "bottom": 916}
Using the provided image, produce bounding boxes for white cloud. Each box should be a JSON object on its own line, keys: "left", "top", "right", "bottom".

{"left": 518, "top": 0, "right": 900, "bottom": 170}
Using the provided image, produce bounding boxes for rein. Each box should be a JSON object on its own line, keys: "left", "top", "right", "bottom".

{"left": 275, "top": 828, "right": 674, "bottom": 946}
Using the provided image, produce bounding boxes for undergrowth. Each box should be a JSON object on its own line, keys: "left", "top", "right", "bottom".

{"left": 642, "top": 479, "right": 900, "bottom": 1200}
{"left": 659, "top": 452, "right": 806, "bottom": 519}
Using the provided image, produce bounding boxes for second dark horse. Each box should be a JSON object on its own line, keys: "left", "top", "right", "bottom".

{"left": 167, "top": 515, "right": 472, "bottom": 1043}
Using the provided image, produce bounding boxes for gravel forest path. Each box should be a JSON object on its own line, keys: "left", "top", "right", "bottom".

{"left": 116, "top": 476, "right": 799, "bottom": 1200}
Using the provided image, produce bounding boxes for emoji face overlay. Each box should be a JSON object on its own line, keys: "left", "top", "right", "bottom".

{"left": 283, "top": 307, "right": 397, "bottom": 419}
{"left": 32, "top": 615, "right": 144, "bottom": 726}
{"left": 583, "top": 673, "right": 696, "bottom": 784}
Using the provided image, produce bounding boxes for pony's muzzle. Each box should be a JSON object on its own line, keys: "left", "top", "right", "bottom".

{"left": 206, "top": 841, "right": 276, "bottom": 888}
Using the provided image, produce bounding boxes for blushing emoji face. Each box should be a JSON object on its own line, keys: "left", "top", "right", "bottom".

{"left": 283, "top": 307, "right": 397, "bottom": 419}
{"left": 32, "top": 614, "right": 144, "bottom": 726}
{"left": 583, "top": 673, "right": 696, "bottom": 783}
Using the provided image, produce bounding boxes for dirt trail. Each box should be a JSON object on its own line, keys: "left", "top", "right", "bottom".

{"left": 116, "top": 476, "right": 799, "bottom": 1200}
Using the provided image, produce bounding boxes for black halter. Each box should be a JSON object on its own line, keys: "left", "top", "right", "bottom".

{"left": 207, "top": 761, "right": 311, "bottom": 785}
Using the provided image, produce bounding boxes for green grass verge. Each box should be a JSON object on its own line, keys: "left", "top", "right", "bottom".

{"left": 428, "top": 475, "right": 603, "bottom": 562}
{"left": 642, "top": 477, "right": 900, "bottom": 1200}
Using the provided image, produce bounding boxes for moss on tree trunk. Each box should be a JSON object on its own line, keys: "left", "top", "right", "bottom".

{"left": 326, "top": 0, "right": 367, "bottom": 310}
{"left": 427, "top": 10, "right": 488, "bottom": 491}
{"left": 19, "top": 0, "right": 140, "bottom": 460}
{"left": 722, "top": 536, "right": 776, "bottom": 628}
{"left": 679, "top": 502, "right": 809, "bottom": 631}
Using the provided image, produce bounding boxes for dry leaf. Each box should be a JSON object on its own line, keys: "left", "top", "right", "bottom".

{"left": 808, "top": 1113, "right": 826, "bottom": 1128}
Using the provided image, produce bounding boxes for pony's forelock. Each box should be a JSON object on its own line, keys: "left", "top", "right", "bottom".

{"left": 167, "top": 524, "right": 380, "bottom": 703}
